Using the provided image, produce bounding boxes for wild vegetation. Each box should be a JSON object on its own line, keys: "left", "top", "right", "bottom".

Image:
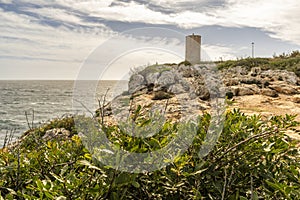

{"left": 1, "top": 52, "right": 300, "bottom": 199}
{"left": 0, "top": 108, "right": 299, "bottom": 199}
{"left": 216, "top": 50, "right": 300, "bottom": 77}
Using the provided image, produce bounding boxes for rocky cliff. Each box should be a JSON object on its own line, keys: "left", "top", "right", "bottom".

{"left": 100, "top": 63, "right": 300, "bottom": 131}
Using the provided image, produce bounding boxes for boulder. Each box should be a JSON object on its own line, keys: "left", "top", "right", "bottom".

{"left": 240, "top": 78, "right": 262, "bottom": 85}
{"left": 261, "top": 70, "right": 298, "bottom": 85}
{"left": 282, "top": 71, "right": 298, "bottom": 85}
{"left": 178, "top": 65, "right": 193, "bottom": 77}
{"left": 269, "top": 84, "right": 299, "bottom": 95}
{"left": 152, "top": 91, "right": 174, "bottom": 100}
{"left": 250, "top": 67, "right": 261, "bottom": 77}
{"left": 168, "top": 84, "right": 187, "bottom": 94}
{"left": 261, "top": 88, "right": 278, "bottom": 98}
{"left": 157, "top": 70, "right": 177, "bottom": 86}
{"left": 178, "top": 79, "right": 190, "bottom": 91}
{"left": 223, "top": 66, "right": 248, "bottom": 76}
{"left": 292, "top": 95, "right": 300, "bottom": 103}
{"left": 42, "top": 128, "right": 70, "bottom": 140}
{"left": 195, "top": 85, "right": 210, "bottom": 100}
{"left": 230, "top": 86, "right": 256, "bottom": 96}
{"left": 129, "top": 74, "right": 145, "bottom": 94}
{"left": 224, "top": 78, "right": 240, "bottom": 86}
{"left": 237, "top": 87, "right": 255, "bottom": 96}
{"left": 145, "top": 72, "right": 159, "bottom": 85}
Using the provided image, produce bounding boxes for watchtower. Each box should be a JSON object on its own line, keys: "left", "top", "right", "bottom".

{"left": 185, "top": 34, "right": 201, "bottom": 64}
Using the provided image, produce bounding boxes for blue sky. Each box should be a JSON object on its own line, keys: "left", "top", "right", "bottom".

{"left": 1, "top": 0, "right": 300, "bottom": 79}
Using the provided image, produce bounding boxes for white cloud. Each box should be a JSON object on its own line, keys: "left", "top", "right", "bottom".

{"left": 213, "top": 0, "right": 300, "bottom": 44}
{"left": 28, "top": 7, "right": 83, "bottom": 24}
{"left": 85, "top": 1, "right": 172, "bottom": 24}
{"left": 0, "top": 0, "right": 12, "bottom": 4}
{"left": 0, "top": 6, "right": 114, "bottom": 62}
{"left": 79, "top": 0, "right": 300, "bottom": 45}
{"left": 1, "top": 0, "right": 300, "bottom": 79}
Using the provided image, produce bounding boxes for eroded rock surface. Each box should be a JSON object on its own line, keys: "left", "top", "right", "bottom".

{"left": 100, "top": 63, "right": 300, "bottom": 125}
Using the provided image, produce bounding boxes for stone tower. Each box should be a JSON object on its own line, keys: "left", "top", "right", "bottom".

{"left": 185, "top": 34, "right": 201, "bottom": 64}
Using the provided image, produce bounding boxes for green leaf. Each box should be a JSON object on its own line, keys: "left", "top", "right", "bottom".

{"left": 192, "top": 168, "right": 208, "bottom": 176}
{"left": 264, "top": 142, "right": 275, "bottom": 152}
{"left": 77, "top": 160, "right": 106, "bottom": 174}
{"left": 252, "top": 191, "right": 259, "bottom": 200}
{"left": 4, "top": 194, "right": 14, "bottom": 200}
{"left": 266, "top": 180, "right": 287, "bottom": 196}
{"left": 132, "top": 181, "right": 140, "bottom": 188}
{"left": 50, "top": 172, "right": 64, "bottom": 183}
{"left": 115, "top": 173, "right": 132, "bottom": 185}
{"left": 36, "top": 179, "right": 44, "bottom": 190}
{"left": 84, "top": 153, "right": 92, "bottom": 160}
{"left": 45, "top": 192, "right": 54, "bottom": 199}
{"left": 149, "top": 138, "right": 161, "bottom": 149}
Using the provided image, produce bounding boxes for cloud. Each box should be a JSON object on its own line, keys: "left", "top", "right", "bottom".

{"left": 0, "top": 4, "right": 114, "bottom": 63}
{"left": 0, "top": 0, "right": 12, "bottom": 4}
{"left": 212, "top": 0, "right": 300, "bottom": 44}
{"left": 81, "top": 0, "right": 300, "bottom": 45}
{"left": 4, "top": 0, "right": 299, "bottom": 46}
{"left": 1, "top": 0, "right": 300, "bottom": 79}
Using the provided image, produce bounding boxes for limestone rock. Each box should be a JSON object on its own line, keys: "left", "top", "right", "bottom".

{"left": 195, "top": 85, "right": 210, "bottom": 100}
{"left": 152, "top": 91, "right": 174, "bottom": 100}
{"left": 250, "top": 67, "right": 262, "bottom": 77}
{"left": 145, "top": 72, "right": 159, "bottom": 85}
{"left": 224, "top": 78, "right": 240, "bottom": 86}
{"left": 240, "top": 78, "right": 262, "bottom": 85}
{"left": 292, "top": 95, "right": 300, "bottom": 103}
{"left": 232, "top": 86, "right": 254, "bottom": 96}
{"left": 157, "top": 70, "right": 177, "bottom": 86}
{"left": 178, "top": 65, "right": 198, "bottom": 77}
{"left": 269, "top": 84, "right": 299, "bottom": 95}
{"left": 261, "top": 70, "right": 299, "bottom": 84}
{"left": 261, "top": 88, "right": 279, "bottom": 97}
{"left": 42, "top": 128, "right": 70, "bottom": 140}
{"left": 168, "top": 84, "right": 187, "bottom": 94}
{"left": 129, "top": 74, "right": 145, "bottom": 94}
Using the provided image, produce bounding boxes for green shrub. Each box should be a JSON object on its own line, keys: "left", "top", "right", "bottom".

{"left": 0, "top": 110, "right": 299, "bottom": 199}
{"left": 217, "top": 53, "right": 300, "bottom": 77}
{"left": 217, "top": 57, "right": 270, "bottom": 70}
{"left": 178, "top": 60, "right": 192, "bottom": 66}
{"left": 139, "top": 65, "right": 172, "bottom": 77}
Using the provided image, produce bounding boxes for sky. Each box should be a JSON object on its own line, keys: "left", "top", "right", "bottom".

{"left": 1, "top": 0, "right": 300, "bottom": 80}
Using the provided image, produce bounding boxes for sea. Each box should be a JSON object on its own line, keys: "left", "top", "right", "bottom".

{"left": 0, "top": 80, "right": 128, "bottom": 147}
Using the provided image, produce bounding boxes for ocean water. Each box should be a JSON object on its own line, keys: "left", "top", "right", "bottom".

{"left": 0, "top": 80, "right": 128, "bottom": 146}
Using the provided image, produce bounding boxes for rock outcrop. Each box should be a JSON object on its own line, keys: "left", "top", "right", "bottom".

{"left": 99, "top": 63, "right": 300, "bottom": 124}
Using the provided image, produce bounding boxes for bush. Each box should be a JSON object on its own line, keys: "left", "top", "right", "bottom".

{"left": 0, "top": 110, "right": 299, "bottom": 199}
{"left": 217, "top": 52, "right": 300, "bottom": 77}
{"left": 178, "top": 60, "right": 192, "bottom": 66}
{"left": 217, "top": 57, "right": 270, "bottom": 70}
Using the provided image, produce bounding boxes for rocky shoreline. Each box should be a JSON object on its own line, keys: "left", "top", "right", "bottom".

{"left": 5, "top": 63, "right": 300, "bottom": 146}
{"left": 100, "top": 63, "right": 300, "bottom": 123}
{"left": 91, "top": 63, "right": 300, "bottom": 141}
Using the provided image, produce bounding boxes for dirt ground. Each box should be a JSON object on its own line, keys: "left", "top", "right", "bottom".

{"left": 229, "top": 94, "right": 300, "bottom": 140}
